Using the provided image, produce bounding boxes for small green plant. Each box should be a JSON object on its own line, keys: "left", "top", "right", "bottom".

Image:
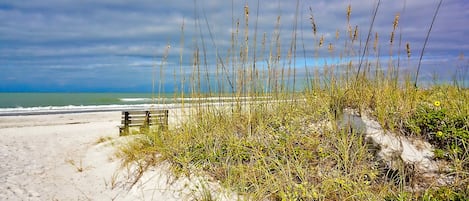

{"left": 405, "top": 100, "right": 469, "bottom": 161}
{"left": 66, "top": 159, "right": 87, "bottom": 173}
{"left": 421, "top": 186, "right": 469, "bottom": 201}
{"left": 104, "top": 171, "right": 120, "bottom": 190}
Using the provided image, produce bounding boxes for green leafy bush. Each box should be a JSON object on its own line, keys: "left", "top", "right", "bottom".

{"left": 405, "top": 102, "right": 469, "bottom": 160}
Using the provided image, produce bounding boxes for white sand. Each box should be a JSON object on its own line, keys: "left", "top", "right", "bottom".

{"left": 0, "top": 111, "right": 236, "bottom": 201}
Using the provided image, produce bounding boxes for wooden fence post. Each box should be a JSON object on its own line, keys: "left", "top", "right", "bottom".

{"left": 164, "top": 110, "right": 169, "bottom": 129}
{"left": 123, "top": 111, "right": 130, "bottom": 134}
{"left": 144, "top": 111, "right": 150, "bottom": 128}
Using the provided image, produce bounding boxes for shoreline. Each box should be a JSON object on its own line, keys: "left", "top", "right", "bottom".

{"left": 0, "top": 108, "right": 125, "bottom": 117}
{"left": 0, "top": 104, "right": 166, "bottom": 117}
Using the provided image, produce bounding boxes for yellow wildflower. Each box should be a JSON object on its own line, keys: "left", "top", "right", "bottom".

{"left": 434, "top": 101, "right": 441, "bottom": 107}
{"left": 436, "top": 131, "right": 444, "bottom": 138}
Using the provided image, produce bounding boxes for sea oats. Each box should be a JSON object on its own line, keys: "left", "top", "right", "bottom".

{"left": 393, "top": 13, "right": 400, "bottom": 30}
{"left": 319, "top": 35, "right": 324, "bottom": 47}
{"left": 374, "top": 32, "right": 379, "bottom": 52}
{"left": 348, "top": 25, "right": 353, "bottom": 40}
{"left": 353, "top": 25, "right": 358, "bottom": 42}
{"left": 347, "top": 4, "right": 352, "bottom": 23}
{"left": 309, "top": 7, "right": 317, "bottom": 36}
{"left": 390, "top": 31, "right": 395, "bottom": 44}
{"left": 390, "top": 13, "right": 399, "bottom": 45}
{"left": 406, "top": 42, "right": 411, "bottom": 58}
{"left": 244, "top": 4, "right": 249, "bottom": 17}
{"left": 328, "top": 43, "right": 334, "bottom": 52}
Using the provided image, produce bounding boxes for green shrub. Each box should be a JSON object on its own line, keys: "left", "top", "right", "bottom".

{"left": 405, "top": 101, "right": 469, "bottom": 160}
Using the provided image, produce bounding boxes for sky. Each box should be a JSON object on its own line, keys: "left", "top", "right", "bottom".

{"left": 1, "top": 0, "right": 468, "bottom": 92}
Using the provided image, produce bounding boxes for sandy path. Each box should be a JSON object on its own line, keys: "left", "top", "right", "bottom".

{"left": 0, "top": 111, "right": 236, "bottom": 201}
{"left": 0, "top": 112, "right": 123, "bottom": 200}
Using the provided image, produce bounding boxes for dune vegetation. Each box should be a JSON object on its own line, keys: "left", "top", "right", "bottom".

{"left": 119, "top": 1, "right": 468, "bottom": 200}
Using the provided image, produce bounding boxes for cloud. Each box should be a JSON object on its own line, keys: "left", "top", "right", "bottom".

{"left": 0, "top": 0, "right": 467, "bottom": 92}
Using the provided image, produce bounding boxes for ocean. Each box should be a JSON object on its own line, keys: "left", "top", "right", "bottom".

{"left": 0, "top": 92, "right": 255, "bottom": 116}
{"left": 0, "top": 93, "right": 177, "bottom": 116}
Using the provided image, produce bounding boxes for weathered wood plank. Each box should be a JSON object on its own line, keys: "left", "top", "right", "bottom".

{"left": 119, "top": 110, "right": 168, "bottom": 135}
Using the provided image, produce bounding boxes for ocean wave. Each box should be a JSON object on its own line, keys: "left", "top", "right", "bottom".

{"left": 0, "top": 104, "right": 174, "bottom": 116}
{"left": 118, "top": 96, "right": 271, "bottom": 103}
{"left": 119, "top": 98, "right": 153, "bottom": 102}
{"left": 0, "top": 96, "right": 273, "bottom": 116}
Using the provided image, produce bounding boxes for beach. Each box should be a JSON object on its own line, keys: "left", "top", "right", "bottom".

{"left": 0, "top": 111, "right": 120, "bottom": 200}
{"left": 0, "top": 110, "right": 232, "bottom": 200}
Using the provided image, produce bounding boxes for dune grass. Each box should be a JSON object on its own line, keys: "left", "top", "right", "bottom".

{"left": 119, "top": 2, "right": 468, "bottom": 200}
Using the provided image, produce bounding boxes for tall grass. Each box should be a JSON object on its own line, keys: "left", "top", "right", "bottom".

{"left": 121, "top": 1, "right": 468, "bottom": 200}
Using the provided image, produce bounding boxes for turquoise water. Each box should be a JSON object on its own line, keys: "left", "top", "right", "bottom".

{"left": 0, "top": 93, "right": 175, "bottom": 108}
{"left": 0, "top": 92, "right": 246, "bottom": 115}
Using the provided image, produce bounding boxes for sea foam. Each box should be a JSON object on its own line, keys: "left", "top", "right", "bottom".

{"left": 0, "top": 104, "right": 172, "bottom": 116}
